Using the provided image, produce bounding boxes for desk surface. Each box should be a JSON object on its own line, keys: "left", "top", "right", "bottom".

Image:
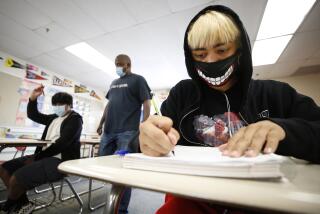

{"left": 0, "top": 138, "right": 48, "bottom": 145}
{"left": 0, "top": 138, "right": 49, "bottom": 152}
{"left": 58, "top": 156, "right": 320, "bottom": 213}
{"left": 80, "top": 138, "right": 100, "bottom": 144}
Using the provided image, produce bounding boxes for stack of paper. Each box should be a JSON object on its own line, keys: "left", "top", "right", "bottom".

{"left": 122, "top": 146, "right": 285, "bottom": 178}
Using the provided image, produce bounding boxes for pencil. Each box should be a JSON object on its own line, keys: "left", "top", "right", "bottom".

{"left": 151, "top": 93, "right": 175, "bottom": 156}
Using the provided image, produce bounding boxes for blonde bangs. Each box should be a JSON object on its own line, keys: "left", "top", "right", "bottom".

{"left": 188, "top": 11, "right": 240, "bottom": 49}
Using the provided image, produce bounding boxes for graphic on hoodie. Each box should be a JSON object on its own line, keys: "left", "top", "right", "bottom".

{"left": 193, "top": 112, "right": 245, "bottom": 147}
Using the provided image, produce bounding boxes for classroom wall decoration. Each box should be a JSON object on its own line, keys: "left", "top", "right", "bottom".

{"left": 75, "top": 85, "right": 89, "bottom": 93}
{"left": 90, "top": 90, "right": 101, "bottom": 100}
{"left": 25, "top": 64, "right": 48, "bottom": 80}
{"left": 41, "top": 71, "right": 49, "bottom": 77}
{"left": 52, "top": 75, "right": 73, "bottom": 87}
{"left": 25, "top": 70, "right": 47, "bottom": 80}
{"left": 16, "top": 79, "right": 43, "bottom": 127}
{"left": 4, "top": 58, "right": 25, "bottom": 69}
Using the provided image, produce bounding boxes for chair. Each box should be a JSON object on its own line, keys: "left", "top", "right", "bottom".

{"left": 13, "top": 147, "right": 26, "bottom": 159}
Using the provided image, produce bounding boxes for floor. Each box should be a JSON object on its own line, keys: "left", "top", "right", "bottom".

{"left": 0, "top": 177, "right": 164, "bottom": 214}
{"left": 0, "top": 149, "right": 164, "bottom": 214}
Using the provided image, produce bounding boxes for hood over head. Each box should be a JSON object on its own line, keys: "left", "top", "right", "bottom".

{"left": 184, "top": 5, "right": 253, "bottom": 104}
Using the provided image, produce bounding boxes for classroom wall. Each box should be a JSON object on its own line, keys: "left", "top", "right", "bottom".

{"left": 274, "top": 73, "right": 320, "bottom": 105}
{"left": 0, "top": 72, "right": 21, "bottom": 126}
{"left": 0, "top": 50, "right": 105, "bottom": 135}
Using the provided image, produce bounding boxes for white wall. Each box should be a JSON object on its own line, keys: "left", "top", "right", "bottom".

{"left": 274, "top": 73, "right": 320, "bottom": 105}
{"left": 0, "top": 72, "right": 21, "bottom": 125}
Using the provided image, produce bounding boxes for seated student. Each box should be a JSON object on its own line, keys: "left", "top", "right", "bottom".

{"left": 0, "top": 86, "right": 83, "bottom": 213}
{"left": 139, "top": 5, "right": 320, "bottom": 214}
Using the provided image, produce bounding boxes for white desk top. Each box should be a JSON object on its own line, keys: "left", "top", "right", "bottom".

{"left": 80, "top": 138, "right": 100, "bottom": 145}
{"left": 0, "top": 138, "right": 48, "bottom": 145}
{"left": 58, "top": 156, "right": 320, "bottom": 213}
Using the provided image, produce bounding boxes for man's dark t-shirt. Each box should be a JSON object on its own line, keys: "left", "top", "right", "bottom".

{"left": 104, "top": 73, "right": 151, "bottom": 133}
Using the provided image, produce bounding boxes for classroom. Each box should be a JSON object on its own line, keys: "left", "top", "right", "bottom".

{"left": 0, "top": 0, "right": 320, "bottom": 214}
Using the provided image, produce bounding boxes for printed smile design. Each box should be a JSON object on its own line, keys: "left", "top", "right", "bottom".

{"left": 197, "top": 65, "right": 234, "bottom": 86}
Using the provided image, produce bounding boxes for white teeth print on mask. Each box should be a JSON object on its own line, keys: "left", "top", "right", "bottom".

{"left": 197, "top": 65, "right": 234, "bottom": 86}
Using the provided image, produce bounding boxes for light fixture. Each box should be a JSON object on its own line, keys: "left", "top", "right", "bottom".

{"left": 65, "top": 42, "right": 116, "bottom": 77}
{"left": 256, "top": 0, "right": 316, "bottom": 40}
{"left": 253, "top": 0, "right": 316, "bottom": 66}
{"left": 252, "top": 35, "right": 292, "bottom": 66}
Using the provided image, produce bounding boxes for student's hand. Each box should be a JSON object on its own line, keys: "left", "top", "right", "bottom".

{"left": 219, "top": 120, "right": 285, "bottom": 157}
{"left": 96, "top": 126, "right": 103, "bottom": 135}
{"left": 30, "top": 85, "right": 44, "bottom": 101}
{"left": 139, "top": 115, "right": 180, "bottom": 157}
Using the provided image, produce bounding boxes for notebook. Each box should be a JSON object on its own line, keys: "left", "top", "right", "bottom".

{"left": 122, "top": 146, "right": 285, "bottom": 178}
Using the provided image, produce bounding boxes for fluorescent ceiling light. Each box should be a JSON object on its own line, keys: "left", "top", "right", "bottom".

{"left": 257, "top": 0, "right": 315, "bottom": 40}
{"left": 65, "top": 42, "right": 116, "bottom": 77}
{"left": 252, "top": 35, "right": 292, "bottom": 66}
{"left": 253, "top": 0, "right": 315, "bottom": 66}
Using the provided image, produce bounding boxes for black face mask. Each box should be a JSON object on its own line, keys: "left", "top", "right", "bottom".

{"left": 194, "top": 53, "right": 239, "bottom": 78}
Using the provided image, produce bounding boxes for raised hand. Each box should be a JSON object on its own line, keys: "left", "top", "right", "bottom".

{"left": 30, "top": 85, "right": 45, "bottom": 101}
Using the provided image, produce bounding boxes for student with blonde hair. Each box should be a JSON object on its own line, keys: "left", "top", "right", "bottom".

{"left": 139, "top": 5, "right": 320, "bottom": 213}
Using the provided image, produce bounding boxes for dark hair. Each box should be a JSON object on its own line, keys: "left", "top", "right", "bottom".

{"left": 52, "top": 92, "right": 73, "bottom": 108}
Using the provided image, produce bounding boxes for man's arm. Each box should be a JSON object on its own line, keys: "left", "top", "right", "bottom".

{"left": 27, "top": 85, "right": 54, "bottom": 125}
{"left": 142, "top": 99, "right": 151, "bottom": 122}
{"left": 97, "top": 104, "right": 108, "bottom": 135}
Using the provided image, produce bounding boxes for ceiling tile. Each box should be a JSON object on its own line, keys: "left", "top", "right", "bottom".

{"left": 73, "top": 0, "right": 136, "bottom": 32}
{"left": 0, "top": 0, "right": 51, "bottom": 30}
{"left": 34, "top": 22, "right": 80, "bottom": 48}
{"left": 215, "top": 0, "right": 267, "bottom": 41}
{"left": 29, "top": 54, "right": 73, "bottom": 76}
{"left": 253, "top": 64, "right": 274, "bottom": 79}
{"left": 278, "top": 30, "right": 320, "bottom": 62}
{"left": 75, "top": 71, "right": 111, "bottom": 92}
{"left": 303, "top": 58, "right": 320, "bottom": 67}
{"left": 122, "top": 0, "right": 171, "bottom": 23}
{"left": 167, "top": 0, "right": 212, "bottom": 12}
{"left": 0, "top": 13, "right": 57, "bottom": 54}
{"left": 27, "top": 0, "right": 105, "bottom": 39}
{"left": 310, "top": 49, "right": 320, "bottom": 59}
{"left": 297, "top": 1, "right": 320, "bottom": 32}
{"left": 0, "top": 34, "right": 42, "bottom": 59}
{"left": 271, "top": 61, "right": 305, "bottom": 79}
{"left": 47, "top": 49, "right": 102, "bottom": 74}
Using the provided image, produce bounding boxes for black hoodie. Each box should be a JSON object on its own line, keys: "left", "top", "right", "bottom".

{"left": 27, "top": 99, "right": 83, "bottom": 161}
{"left": 160, "top": 5, "right": 320, "bottom": 163}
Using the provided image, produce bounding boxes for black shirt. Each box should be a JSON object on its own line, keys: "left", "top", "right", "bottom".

{"left": 104, "top": 73, "right": 151, "bottom": 133}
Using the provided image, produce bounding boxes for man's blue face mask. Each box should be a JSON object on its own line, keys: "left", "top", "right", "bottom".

{"left": 116, "top": 67, "right": 126, "bottom": 77}
{"left": 52, "top": 105, "right": 66, "bottom": 117}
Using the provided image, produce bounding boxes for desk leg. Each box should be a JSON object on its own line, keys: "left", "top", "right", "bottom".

{"left": 0, "top": 145, "right": 7, "bottom": 153}
{"left": 103, "top": 184, "right": 125, "bottom": 214}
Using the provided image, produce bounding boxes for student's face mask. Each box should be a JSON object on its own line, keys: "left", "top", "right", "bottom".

{"left": 52, "top": 105, "right": 66, "bottom": 117}
{"left": 116, "top": 67, "right": 126, "bottom": 77}
{"left": 194, "top": 53, "right": 239, "bottom": 86}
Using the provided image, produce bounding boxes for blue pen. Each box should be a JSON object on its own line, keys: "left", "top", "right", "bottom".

{"left": 115, "top": 149, "right": 129, "bottom": 156}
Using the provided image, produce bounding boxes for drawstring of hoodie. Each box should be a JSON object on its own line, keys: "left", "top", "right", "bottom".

{"left": 223, "top": 93, "right": 233, "bottom": 138}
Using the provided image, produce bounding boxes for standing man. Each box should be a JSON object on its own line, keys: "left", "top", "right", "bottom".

{"left": 97, "top": 54, "right": 151, "bottom": 213}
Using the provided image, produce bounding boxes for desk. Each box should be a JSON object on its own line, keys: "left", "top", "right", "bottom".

{"left": 0, "top": 138, "right": 48, "bottom": 152}
{"left": 80, "top": 138, "right": 104, "bottom": 211}
{"left": 58, "top": 156, "right": 320, "bottom": 214}
{"left": 80, "top": 138, "right": 100, "bottom": 158}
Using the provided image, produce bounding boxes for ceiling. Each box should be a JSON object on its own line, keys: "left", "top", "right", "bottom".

{"left": 0, "top": 0, "right": 319, "bottom": 93}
